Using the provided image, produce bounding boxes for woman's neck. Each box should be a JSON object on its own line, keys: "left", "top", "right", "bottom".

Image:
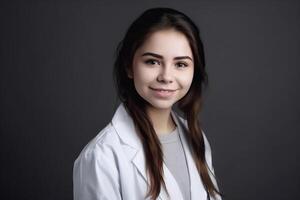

{"left": 146, "top": 106, "right": 177, "bottom": 136}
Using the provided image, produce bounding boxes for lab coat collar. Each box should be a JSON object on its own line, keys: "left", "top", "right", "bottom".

{"left": 111, "top": 102, "right": 144, "bottom": 150}
{"left": 111, "top": 102, "right": 181, "bottom": 150}
{"left": 111, "top": 103, "right": 207, "bottom": 200}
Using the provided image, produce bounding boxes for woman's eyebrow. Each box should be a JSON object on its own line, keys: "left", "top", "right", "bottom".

{"left": 141, "top": 52, "right": 193, "bottom": 61}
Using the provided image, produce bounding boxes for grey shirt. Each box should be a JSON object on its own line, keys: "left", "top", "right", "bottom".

{"left": 158, "top": 127, "right": 191, "bottom": 200}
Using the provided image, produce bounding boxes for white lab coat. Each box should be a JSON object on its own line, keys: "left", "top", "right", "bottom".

{"left": 73, "top": 103, "right": 221, "bottom": 200}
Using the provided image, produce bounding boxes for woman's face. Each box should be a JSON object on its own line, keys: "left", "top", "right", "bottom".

{"left": 128, "top": 29, "right": 194, "bottom": 111}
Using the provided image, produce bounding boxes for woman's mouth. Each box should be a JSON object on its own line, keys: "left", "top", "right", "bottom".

{"left": 150, "top": 87, "right": 176, "bottom": 98}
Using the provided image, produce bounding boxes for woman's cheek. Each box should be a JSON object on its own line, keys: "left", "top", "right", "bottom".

{"left": 180, "top": 73, "right": 193, "bottom": 88}
{"left": 139, "top": 68, "right": 156, "bottom": 82}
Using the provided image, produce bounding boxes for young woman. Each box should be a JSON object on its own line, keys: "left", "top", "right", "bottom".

{"left": 73, "top": 7, "right": 223, "bottom": 200}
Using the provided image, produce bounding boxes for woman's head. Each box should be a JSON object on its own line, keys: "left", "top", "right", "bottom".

{"left": 129, "top": 29, "right": 194, "bottom": 112}
{"left": 114, "top": 7, "right": 208, "bottom": 112}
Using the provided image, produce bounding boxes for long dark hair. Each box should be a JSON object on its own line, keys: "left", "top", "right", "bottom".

{"left": 113, "top": 7, "right": 222, "bottom": 199}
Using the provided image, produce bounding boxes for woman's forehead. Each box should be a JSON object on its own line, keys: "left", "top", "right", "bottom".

{"left": 136, "top": 29, "right": 193, "bottom": 59}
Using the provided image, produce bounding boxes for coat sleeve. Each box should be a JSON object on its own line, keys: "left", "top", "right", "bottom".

{"left": 73, "top": 143, "right": 122, "bottom": 200}
{"left": 202, "top": 130, "right": 222, "bottom": 200}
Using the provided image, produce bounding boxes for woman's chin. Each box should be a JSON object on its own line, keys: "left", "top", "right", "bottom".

{"left": 147, "top": 100, "right": 175, "bottom": 111}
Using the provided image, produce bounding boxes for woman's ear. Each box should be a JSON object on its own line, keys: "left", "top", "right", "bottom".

{"left": 126, "top": 67, "right": 133, "bottom": 79}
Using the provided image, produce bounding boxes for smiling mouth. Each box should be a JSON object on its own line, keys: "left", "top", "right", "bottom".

{"left": 150, "top": 87, "right": 176, "bottom": 98}
{"left": 149, "top": 87, "right": 176, "bottom": 92}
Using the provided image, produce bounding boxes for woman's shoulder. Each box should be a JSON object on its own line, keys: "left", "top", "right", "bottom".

{"left": 73, "top": 122, "right": 124, "bottom": 199}
{"left": 74, "top": 122, "right": 121, "bottom": 163}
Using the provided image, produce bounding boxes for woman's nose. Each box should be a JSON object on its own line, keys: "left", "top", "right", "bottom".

{"left": 157, "top": 65, "right": 173, "bottom": 83}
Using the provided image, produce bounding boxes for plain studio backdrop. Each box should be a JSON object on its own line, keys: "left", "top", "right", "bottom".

{"left": 1, "top": 0, "right": 299, "bottom": 199}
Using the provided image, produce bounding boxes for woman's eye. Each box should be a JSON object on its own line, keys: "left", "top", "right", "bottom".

{"left": 145, "top": 59, "right": 160, "bottom": 65}
{"left": 176, "top": 62, "right": 188, "bottom": 68}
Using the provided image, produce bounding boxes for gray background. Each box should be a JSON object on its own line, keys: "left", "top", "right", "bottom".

{"left": 1, "top": 0, "right": 299, "bottom": 199}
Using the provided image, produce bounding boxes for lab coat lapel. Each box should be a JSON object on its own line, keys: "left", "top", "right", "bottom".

{"left": 111, "top": 103, "right": 173, "bottom": 199}
{"left": 171, "top": 110, "right": 208, "bottom": 200}
{"left": 112, "top": 103, "right": 202, "bottom": 200}
{"left": 130, "top": 110, "right": 185, "bottom": 200}
{"left": 131, "top": 149, "right": 183, "bottom": 200}
{"left": 161, "top": 161, "right": 185, "bottom": 200}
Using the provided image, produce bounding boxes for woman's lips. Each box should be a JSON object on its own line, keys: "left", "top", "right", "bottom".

{"left": 150, "top": 87, "right": 176, "bottom": 98}
{"left": 150, "top": 87, "right": 176, "bottom": 92}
